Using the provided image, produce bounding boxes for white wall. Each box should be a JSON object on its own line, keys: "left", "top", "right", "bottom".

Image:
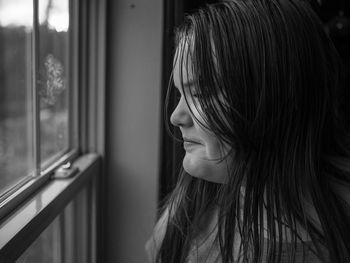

{"left": 106, "top": 0, "right": 162, "bottom": 262}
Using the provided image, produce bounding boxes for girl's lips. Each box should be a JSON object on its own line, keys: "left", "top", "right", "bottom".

{"left": 183, "top": 141, "right": 201, "bottom": 151}
{"left": 183, "top": 137, "right": 202, "bottom": 145}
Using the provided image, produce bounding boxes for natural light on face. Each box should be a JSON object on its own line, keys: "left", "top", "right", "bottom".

{"left": 170, "top": 40, "right": 231, "bottom": 184}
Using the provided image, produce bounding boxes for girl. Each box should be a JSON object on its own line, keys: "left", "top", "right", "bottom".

{"left": 146, "top": 0, "right": 350, "bottom": 262}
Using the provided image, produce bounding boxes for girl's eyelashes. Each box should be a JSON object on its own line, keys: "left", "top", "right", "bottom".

{"left": 173, "top": 86, "right": 202, "bottom": 101}
{"left": 191, "top": 90, "right": 203, "bottom": 99}
{"left": 192, "top": 92, "right": 201, "bottom": 98}
{"left": 187, "top": 87, "right": 200, "bottom": 98}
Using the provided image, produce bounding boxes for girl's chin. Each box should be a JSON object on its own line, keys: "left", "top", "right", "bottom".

{"left": 182, "top": 155, "right": 228, "bottom": 184}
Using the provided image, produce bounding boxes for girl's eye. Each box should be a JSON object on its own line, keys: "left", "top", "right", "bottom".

{"left": 192, "top": 92, "right": 201, "bottom": 98}
{"left": 190, "top": 87, "right": 201, "bottom": 98}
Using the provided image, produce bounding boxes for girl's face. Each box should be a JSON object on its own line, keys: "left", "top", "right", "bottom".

{"left": 170, "top": 44, "right": 230, "bottom": 184}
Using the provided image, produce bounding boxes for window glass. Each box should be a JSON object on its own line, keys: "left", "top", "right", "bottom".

{"left": 16, "top": 216, "right": 61, "bottom": 263}
{"left": 39, "top": 0, "right": 70, "bottom": 165}
{"left": 0, "top": 0, "right": 34, "bottom": 194}
{"left": 16, "top": 186, "right": 90, "bottom": 263}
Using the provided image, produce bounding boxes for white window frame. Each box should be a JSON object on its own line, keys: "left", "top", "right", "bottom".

{"left": 0, "top": 0, "right": 106, "bottom": 261}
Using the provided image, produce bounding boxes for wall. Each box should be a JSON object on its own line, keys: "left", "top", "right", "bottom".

{"left": 105, "top": 0, "right": 163, "bottom": 262}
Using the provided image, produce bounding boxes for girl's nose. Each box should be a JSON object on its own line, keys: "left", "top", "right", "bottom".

{"left": 170, "top": 97, "right": 193, "bottom": 127}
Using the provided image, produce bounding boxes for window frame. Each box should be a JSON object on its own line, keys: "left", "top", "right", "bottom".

{"left": 0, "top": 0, "right": 107, "bottom": 261}
{"left": 0, "top": 154, "right": 100, "bottom": 262}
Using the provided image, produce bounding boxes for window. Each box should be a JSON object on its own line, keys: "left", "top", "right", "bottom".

{"left": 38, "top": 0, "right": 71, "bottom": 165}
{"left": 15, "top": 185, "right": 92, "bottom": 263}
{"left": 0, "top": 0, "right": 74, "bottom": 198}
{"left": 0, "top": 0, "right": 34, "bottom": 196}
{"left": 0, "top": 0, "right": 106, "bottom": 261}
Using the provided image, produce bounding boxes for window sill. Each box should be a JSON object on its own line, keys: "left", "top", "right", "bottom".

{"left": 0, "top": 153, "right": 101, "bottom": 262}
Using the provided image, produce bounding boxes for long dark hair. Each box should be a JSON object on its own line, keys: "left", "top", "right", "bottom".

{"left": 158, "top": 0, "right": 350, "bottom": 262}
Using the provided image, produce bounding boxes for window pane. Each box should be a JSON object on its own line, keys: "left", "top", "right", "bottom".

{"left": 39, "top": 0, "right": 70, "bottom": 165}
{"left": 0, "top": 0, "right": 34, "bottom": 194}
{"left": 16, "top": 216, "right": 61, "bottom": 263}
{"left": 16, "top": 186, "right": 91, "bottom": 263}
